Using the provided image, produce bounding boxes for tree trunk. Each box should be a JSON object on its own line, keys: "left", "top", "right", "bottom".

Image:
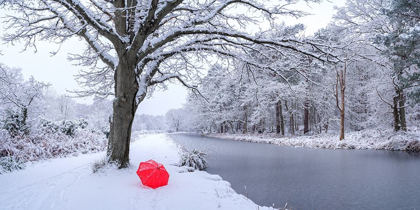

{"left": 399, "top": 99, "right": 407, "bottom": 131}
{"left": 339, "top": 80, "right": 345, "bottom": 140}
{"left": 285, "top": 101, "right": 295, "bottom": 135}
{"left": 335, "top": 63, "right": 346, "bottom": 141}
{"left": 107, "top": 58, "right": 139, "bottom": 168}
{"left": 236, "top": 121, "right": 239, "bottom": 133}
{"left": 228, "top": 121, "right": 234, "bottom": 133}
{"left": 21, "top": 107, "right": 29, "bottom": 136}
{"left": 21, "top": 107, "right": 28, "bottom": 126}
{"left": 260, "top": 119, "right": 265, "bottom": 133}
{"left": 290, "top": 114, "right": 295, "bottom": 135}
{"left": 393, "top": 98, "right": 398, "bottom": 131}
{"left": 339, "top": 98, "right": 345, "bottom": 140}
{"left": 324, "top": 121, "right": 329, "bottom": 133}
{"left": 393, "top": 88, "right": 407, "bottom": 131}
{"left": 276, "top": 101, "right": 280, "bottom": 134}
{"left": 279, "top": 101, "right": 285, "bottom": 135}
{"left": 243, "top": 106, "right": 248, "bottom": 134}
{"left": 311, "top": 107, "right": 317, "bottom": 133}
{"left": 304, "top": 101, "right": 309, "bottom": 134}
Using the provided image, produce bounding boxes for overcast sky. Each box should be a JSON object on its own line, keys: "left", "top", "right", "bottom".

{"left": 0, "top": 0, "right": 345, "bottom": 116}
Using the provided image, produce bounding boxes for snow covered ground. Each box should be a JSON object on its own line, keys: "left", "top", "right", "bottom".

{"left": 206, "top": 129, "right": 420, "bottom": 151}
{"left": 0, "top": 133, "right": 273, "bottom": 210}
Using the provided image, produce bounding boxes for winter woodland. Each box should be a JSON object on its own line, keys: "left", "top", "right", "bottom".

{"left": 167, "top": 0, "right": 420, "bottom": 139}
{"left": 1, "top": 0, "right": 420, "bottom": 171}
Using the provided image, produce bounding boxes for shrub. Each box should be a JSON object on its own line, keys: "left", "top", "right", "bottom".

{"left": 76, "top": 119, "right": 88, "bottom": 129}
{"left": 39, "top": 118, "right": 89, "bottom": 137}
{"left": 60, "top": 120, "right": 78, "bottom": 137}
{"left": 180, "top": 149, "right": 208, "bottom": 170}
{"left": 91, "top": 156, "right": 107, "bottom": 173}
{"left": 2, "top": 109, "right": 30, "bottom": 137}
{"left": 0, "top": 128, "right": 107, "bottom": 166}
{"left": 0, "top": 156, "right": 26, "bottom": 174}
{"left": 101, "top": 126, "right": 110, "bottom": 139}
{"left": 39, "top": 118, "right": 59, "bottom": 133}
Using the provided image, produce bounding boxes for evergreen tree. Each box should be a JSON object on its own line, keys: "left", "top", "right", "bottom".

{"left": 379, "top": 0, "right": 420, "bottom": 103}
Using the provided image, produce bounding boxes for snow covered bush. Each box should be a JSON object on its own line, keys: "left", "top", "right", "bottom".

{"left": 2, "top": 109, "right": 30, "bottom": 138}
{"left": 39, "top": 118, "right": 59, "bottom": 133}
{"left": 0, "top": 126, "right": 107, "bottom": 173}
{"left": 59, "top": 120, "right": 79, "bottom": 137}
{"left": 180, "top": 149, "right": 208, "bottom": 171}
{"left": 39, "top": 118, "right": 89, "bottom": 137}
{"left": 0, "top": 156, "right": 25, "bottom": 174}
{"left": 101, "top": 126, "right": 110, "bottom": 139}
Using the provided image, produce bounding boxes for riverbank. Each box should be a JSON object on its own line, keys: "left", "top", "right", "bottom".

{"left": 0, "top": 133, "right": 274, "bottom": 210}
{"left": 205, "top": 129, "right": 420, "bottom": 151}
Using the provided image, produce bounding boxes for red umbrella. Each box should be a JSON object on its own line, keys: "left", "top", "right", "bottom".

{"left": 137, "top": 160, "right": 170, "bottom": 189}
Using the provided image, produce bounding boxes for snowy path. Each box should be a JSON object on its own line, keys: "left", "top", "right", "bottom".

{"left": 0, "top": 134, "right": 271, "bottom": 210}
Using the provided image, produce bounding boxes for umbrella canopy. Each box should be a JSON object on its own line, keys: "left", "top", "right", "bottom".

{"left": 137, "top": 160, "right": 170, "bottom": 189}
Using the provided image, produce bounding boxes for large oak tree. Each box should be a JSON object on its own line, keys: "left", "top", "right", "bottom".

{"left": 0, "top": 0, "right": 332, "bottom": 167}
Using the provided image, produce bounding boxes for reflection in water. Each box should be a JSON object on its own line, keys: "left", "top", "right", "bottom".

{"left": 170, "top": 133, "right": 420, "bottom": 210}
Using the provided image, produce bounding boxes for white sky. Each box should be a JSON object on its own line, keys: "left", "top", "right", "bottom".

{"left": 0, "top": 0, "right": 345, "bottom": 116}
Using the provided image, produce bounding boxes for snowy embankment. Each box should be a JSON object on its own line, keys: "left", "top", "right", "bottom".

{"left": 206, "top": 129, "right": 420, "bottom": 151}
{"left": 0, "top": 133, "right": 273, "bottom": 210}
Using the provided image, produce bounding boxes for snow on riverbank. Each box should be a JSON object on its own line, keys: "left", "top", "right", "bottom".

{"left": 0, "top": 133, "right": 273, "bottom": 210}
{"left": 206, "top": 129, "right": 420, "bottom": 151}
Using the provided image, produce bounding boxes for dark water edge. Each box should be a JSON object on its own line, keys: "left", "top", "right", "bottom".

{"left": 170, "top": 133, "right": 420, "bottom": 210}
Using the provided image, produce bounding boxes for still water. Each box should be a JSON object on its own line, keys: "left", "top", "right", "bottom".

{"left": 170, "top": 133, "right": 420, "bottom": 210}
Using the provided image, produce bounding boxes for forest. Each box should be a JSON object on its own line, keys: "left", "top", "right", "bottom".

{"left": 166, "top": 0, "right": 420, "bottom": 141}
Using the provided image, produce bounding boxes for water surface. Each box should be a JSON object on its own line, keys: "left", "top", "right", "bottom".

{"left": 170, "top": 133, "right": 420, "bottom": 210}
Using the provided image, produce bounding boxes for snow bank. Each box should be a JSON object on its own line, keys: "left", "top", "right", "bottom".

{"left": 133, "top": 130, "right": 168, "bottom": 135}
{"left": 206, "top": 129, "right": 420, "bottom": 151}
{"left": 0, "top": 134, "right": 274, "bottom": 210}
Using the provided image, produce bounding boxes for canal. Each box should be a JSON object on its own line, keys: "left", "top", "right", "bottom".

{"left": 170, "top": 133, "right": 420, "bottom": 209}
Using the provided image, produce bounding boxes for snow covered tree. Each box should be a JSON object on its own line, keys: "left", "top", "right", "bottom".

{"left": 0, "top": 64, "right": 49, "bottom": 137}
{"left": 332, "top": 0, "right": 408, "bottom": 132}
{"left": 334, "top": 60, "right": 347, "bottom": 140}
{"left": 83, "top": 97, "right": 113, "bottom": 132}
{"left": 40, "top": 93, "right": 79, "bottom": 121}
{"left": 375, "top": 0, "right": 420, "bottom": 131}
{"left": 132, "top": 114, "right": 166, "bottom": 131}
{"left": 337, "top": 0, "right": 420, "bottom": 132}
{"left": 165, "top": 108, "right": 184, "bottom": 132}
{"left": 0, "top": 0, "right": 334, "bottom": 167}
{"left": 380, "top": 0, "right": 420, "bottom": 90}
{"left": 56, "top": 95, "right": 77, "bottom": 121}
{"left": 183, "top": 23, "right": 339, "bottom": 136}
